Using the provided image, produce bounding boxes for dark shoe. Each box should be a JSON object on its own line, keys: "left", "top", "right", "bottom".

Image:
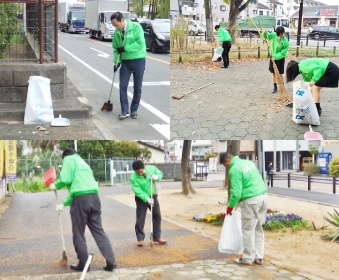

{"left": 254, "top": 259, "right": 263, "bottom": 265}
{"left": 103, "top": 262, "right": 117, "bottom": 271}
{"left": 317, "top": 108, "right": 322, "bottom": 116}
{"left": 286, "top": 102, "right": 293, "bottom": 107}
{"left": 234, "top": 258, "right": 252, "bottom": 266}
{"left": 70, "top": 263, "right": 89, "bottom": 272}
{"left": 220, "top": 66, "right": 228, "bottom": 68}
{"left": 131, "top": 111, "right": 138, "bottom": 119}
{"left": 119, "top": 112, "right": 130, "bottom": 119}
{"left": 153, "top": 238, "right": 167, "bottom": 244}
{"left": 272, "top": 88, "right": 277, "bottom": 93}
{"left": 137, "top": 240, "right": 144, "bottom": 247}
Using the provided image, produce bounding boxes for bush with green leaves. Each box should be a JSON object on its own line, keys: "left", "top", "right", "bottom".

{"left": 323, "top": 209, "right": 339, "bottom": 242}
{"left": 0, "top": 3, "right": 20, "bottom": 58}
{"left": 329, "top": 155, "right": 339, "bottom": 176}
{"left": 303, "top": 163, "right": 320, "bottom": 175}
{"left": 14, "top": 177, "right": 49, "bottom": 193}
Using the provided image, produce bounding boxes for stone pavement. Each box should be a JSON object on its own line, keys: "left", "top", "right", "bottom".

{"left": 170, "top": 58, "right": 339, "bottom": 139}
{"left": 0, "top": 259, "right": 312, "bottom": 280}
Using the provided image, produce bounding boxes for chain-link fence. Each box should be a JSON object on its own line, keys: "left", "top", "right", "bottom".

{"left": 0, "top": 1, "right": 57, "bottom": 63}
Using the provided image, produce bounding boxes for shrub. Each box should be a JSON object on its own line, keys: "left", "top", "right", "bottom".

{"left": 264, "top": 213, "right": 310, "bottom": 231}
{"left": 323, "top": 209, "right": 339, "bottom": 242}
{"left": 14, "top": 177, "right": 49, "bottom": 193}
{"left": 329, "top": 156, "right": 339, "bottom": 177}
{"left": 303, "top": 163, "right": 320, "bottom": 175}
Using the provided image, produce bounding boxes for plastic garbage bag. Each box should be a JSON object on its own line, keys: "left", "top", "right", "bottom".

{"left": 212, "top": 46, "right": 223, "bottom": 62}
{"left": 292, "top": 80, "right": 320, "bottom": 126}
{"left": 218, "top": 210, "right": 244, "bottom": 254}
{"left": 24, "top": 76, "right": 54, "bottom": 124}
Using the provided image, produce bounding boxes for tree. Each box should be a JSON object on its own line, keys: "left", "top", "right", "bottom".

{"left": 181, "top": 140, "right": 196, "bottom": 195}
{"left": 132, "top": 0, "right": 149, "bottom": 18}
{"left": 308, "top": 145, "right": 319, "bottom": 164}
{"left": 204, "top": 0, "right": 214, "bottom": 41}
{"left": 227, "top": 0, "right": 251, "bottom": 41}
{"left": 155, "top": 0, "right": 169, "bottom": 18}
{"left": 27, "top": 140, "right": 58, "bottom": 152}
{"left": 225, "top": 140, "right": 240, "bottom": 203}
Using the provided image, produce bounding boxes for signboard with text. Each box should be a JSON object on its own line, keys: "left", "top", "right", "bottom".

{"left": 5, "top": 140, "right": 17, "bottom": 182}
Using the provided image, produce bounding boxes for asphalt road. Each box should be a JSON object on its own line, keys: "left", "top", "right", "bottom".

{"left": 0, "top": 185, "right": 226, "bottom": 278}
{"left": 58, "top": 31, "right": 170, "bottom": 140}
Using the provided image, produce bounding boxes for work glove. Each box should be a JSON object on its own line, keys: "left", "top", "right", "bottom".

{"left": 49, "top": 183, "right": 56, "bottom": 190}
{"left": 226, "top": 206, "right": 233, "bottom": 215}
{"left": 56, "top": 204, "right": 64, "bottom": 213}
{"left": 117, "top": 46, "right": 125, "bottom": 54}
{"left": 113, "top": 63, "right": 121, "bottom": 72}
{"left": 151, "top": 174, "right": 158, "bottom": 181}
{"left": 147, "top": 198, "right": 154, "bottom": 206}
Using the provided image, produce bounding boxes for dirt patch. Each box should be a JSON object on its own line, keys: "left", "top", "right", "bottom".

{"left": 111, "top": 188, "right": 339, "bottom": 280}
{"left": 0, "top": 195, "right": 12, "bottom": 219}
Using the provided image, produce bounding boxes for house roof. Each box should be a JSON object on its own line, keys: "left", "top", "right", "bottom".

{"left": 137, "top": 141, "right": 164, "bottom": 152}
{"left": 258, "top": 3, "right": 269, "bottom": 10}
{"left": 291, "top": 5, "right": 338, "bottom": 18}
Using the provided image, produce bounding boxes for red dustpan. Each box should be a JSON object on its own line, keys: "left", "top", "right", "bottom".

{"left": 304, "top": 125, "right": 323, "bottom": 140}
{"left": 44, "top": 167, "right": 56, "bottom": 186}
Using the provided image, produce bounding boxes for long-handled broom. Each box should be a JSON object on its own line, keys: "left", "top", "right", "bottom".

{"left": 54, "top": 190, "right": 68, "bottom": 266}
{"left": 101, "top": 54, "right": 120, "bottom": 112}
{"left": 150, "top": 179, "right": 154, "bottom": 248}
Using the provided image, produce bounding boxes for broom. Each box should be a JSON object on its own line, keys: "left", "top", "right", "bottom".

{"left": 150, "top": 178, "right": 154, "bottom": 248}
{"left": 101, "top": 54, "right": 120, "bottom": 112}
{"left": 247, "top": 15, "right": 292, "bottom": 103}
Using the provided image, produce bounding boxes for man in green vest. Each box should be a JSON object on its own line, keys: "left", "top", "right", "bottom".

{"left": 50, "top": 148, "right": 116, "bottom": 272}
{"left": 111, "top": 12, "right": 147, "bottom": 120}
{"left": 215, "top": 25, "right": 232, "bottom": 68}
{"left": 130, "top": 160, "right": 167, "bottom": 247}
{"left": 220, "top": 153, "right": 268, "bottom": 266}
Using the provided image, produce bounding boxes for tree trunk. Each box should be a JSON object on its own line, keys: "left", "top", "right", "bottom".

{"left": 225, "top": 140, "right": 241, "bottom": 203}
{"left": 228, "top": 0, "right": 252, "bottom": 42}
{"left": 204, "top": 0, "right": 213, "bottom": 42}
{"left": 181, "top": 140, "right": 192, "bottom": 195}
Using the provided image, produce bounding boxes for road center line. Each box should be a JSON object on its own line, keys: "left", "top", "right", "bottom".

{"left": 58, "top": 44, "right": 170, "bottom": 124}
{"left": 129, "top": 81, "right": 170, "bottom": 86}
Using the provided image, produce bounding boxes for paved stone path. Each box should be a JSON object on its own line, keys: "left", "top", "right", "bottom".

{"left": 0, "top": 259, "right": 311, "bottom": 280}
{"left": 170, "top": 58, "right": 339, "bottom": 139}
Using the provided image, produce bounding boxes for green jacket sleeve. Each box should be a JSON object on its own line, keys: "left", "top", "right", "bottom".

{"left": 262, "top": 31, "right": 268, "bottom": 39}
{"left": 228, "top": 168, "right": 243, "bottom": 208}
{"left": 124, "top": 24, "right": 146, "bottom": 53}
{"left": 112, "top": 31, "right": 121, "bottom": 64}
{"left": 130, "top": 176, "right": 149, "bottom": 202}
{"left": 274, "top": 38, "right": 289, "bottom": 60}
{"left": 153, "top": 166, "right": 163, "bottom": 182}
{"left": 54, "top": 157, "right": 75, "bottom": 206}
{"left": 267, "top": 32, "right": 276, "bottom": 40}
{"left": 299, "top": 63, "right": 324, "bottom": 82}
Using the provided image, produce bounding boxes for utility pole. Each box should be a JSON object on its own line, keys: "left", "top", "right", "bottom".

{"left": 272, "top": 0, "right": 275, "bottom": 16}
{"left": 296, "top": 0, "right": 303, "bottom": 46}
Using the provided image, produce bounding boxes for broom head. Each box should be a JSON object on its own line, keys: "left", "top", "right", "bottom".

{"left": 101, "top": 101, "right": 113, "bottom": 112}
{"left": 59, "top": 251, "right": 67, "bottom": 266}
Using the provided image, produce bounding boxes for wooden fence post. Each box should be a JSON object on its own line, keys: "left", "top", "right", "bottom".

{"left": 296, "top": 46, "right": 299, "bottom": 57}
{"left": 306, "top": 34, "right": 309, "bottom": 46}
{"left": 179, "top": 49, "right": 182, "bottom": 63}
{"left": 316, "top": 42, "right": 319, "bottom": 56}
{"left": 258, "top": 46, "right": 260, "bottom": 59}
{"left": 238, "top": 46, "right": 241, "bottom": 59}
{"left": 271, "top": 174, "right": 273, "bottom": 187}
{"left": 334, "top": 46, "right": 336, "bottom": 55}
{"left": 308, "top": 175, "right": 311, "bottom": 191}
{"left": 212, "top": 48, "right": 214, "bottom": 59}
{"left": 333, "top": 177, "right": 336, "bottom": 194}
{"left": 288, "top": 173, "right": 291, "bottom": 188}
{"left": 324, "top": 35, "right": 327, "bottom": 47}
{"left": 301, "top": 41, "right": 303, "bottom": 48}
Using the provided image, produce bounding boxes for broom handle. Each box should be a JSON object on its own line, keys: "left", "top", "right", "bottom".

{"left": 55, "top": 190, "right": 66, "bottom": 252}
{"left": 79, "top": 253, "right": 93, "bottom": 280}
{"left": 150, "top": 178, "right": 153, "bottom": 236}
{"left": 109, "top": 53, "right": 121, "bottom": 102}
{"left": 247, "top": 15, "right": 271, "bottom": 55}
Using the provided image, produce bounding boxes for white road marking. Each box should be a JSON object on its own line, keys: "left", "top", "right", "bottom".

{"left": 129, "top": 81, "right": 170, "bottom": 86}
{"left": 90, "top": 47, "right": 110, "bottom": 58}
{"left": 150, "top": 124, "right": 170, "bottom": 140}
{"left": 58, "top": 45, "right": 170, "bottom": 126}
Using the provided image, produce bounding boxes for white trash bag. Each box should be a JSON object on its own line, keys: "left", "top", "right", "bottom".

{"left": 24, "top": 76, "right": 54, "bottom": 124}
{"left": 218, "top": 210, "right": 244, "bottom": 254}
{"left": 292, "top": 80, "right": 320, "bottom": 126}
{"left": 212, "top": 46, "right": 223, "bottom": 62}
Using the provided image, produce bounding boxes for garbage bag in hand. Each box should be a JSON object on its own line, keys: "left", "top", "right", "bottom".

{"left": 212, "top": 47, "right": 223, "bottom": 62}
{"left": 218, "top": 210, "right": 244, "bottom": 254}
{"left": 24, "top": 76, "right": 54, "bottom": 124}
{"left": 292, "top": 80, "right": 320, "bottom": 126}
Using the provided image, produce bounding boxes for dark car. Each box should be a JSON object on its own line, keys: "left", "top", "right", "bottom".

{"left": 309, "top": 25, "right": 339, "bottom": 40}
{"left": 140, "top": 20, "right": 170, "bottom": 53}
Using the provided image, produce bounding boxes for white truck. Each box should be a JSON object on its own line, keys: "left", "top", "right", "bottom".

{"left": 85, "top": 0, "right": 130, "bottom": 40}
{"left": 58, "top": 1, "right": 86, "bottom": 33}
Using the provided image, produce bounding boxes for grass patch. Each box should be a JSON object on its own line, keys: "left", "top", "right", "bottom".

{"left": 14, "top": 177, "right": 50, "bottom": 193}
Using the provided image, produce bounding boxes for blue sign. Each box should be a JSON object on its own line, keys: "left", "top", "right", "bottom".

{"left": 317, "top": 153, "right": 332, "bottom": 174}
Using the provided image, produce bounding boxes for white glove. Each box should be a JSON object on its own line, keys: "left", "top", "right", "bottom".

{"left": 147, "top": 198, "right": 154, "bottom": 206}
{"left": 50, "top": 183, "right": 56, "bottom": 190}
{"left": 151, "top": 175, "right": 158, "bottom": 181}
{"left": 56, "top": 204, "right": 64, "bottom": 212}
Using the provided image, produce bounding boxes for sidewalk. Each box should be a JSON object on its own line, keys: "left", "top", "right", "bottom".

{"left": 0, "top": 259, "right": 312, "bottom": 280}
{"left": 170, "top": 58, "right": 339, "bottom": 139}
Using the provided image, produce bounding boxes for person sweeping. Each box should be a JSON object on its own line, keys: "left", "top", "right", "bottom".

{"left": 214, "top": 25, "right": 232, "bottom": 68}
{"left": 49, "top": 148, "right": 117, "bottom": 272}
{"left": 262, "top": 26, "right": 289, "bottom": 93}
{"left": 286, "top": 58, "right": 339, "bottom": 116}
{"left": 130, "top": 160, "right": 167, "bottom": 247}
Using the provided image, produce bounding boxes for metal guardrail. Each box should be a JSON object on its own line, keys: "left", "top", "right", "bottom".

{"left": 270, "top": 173, "right": 339, "bottom": 194}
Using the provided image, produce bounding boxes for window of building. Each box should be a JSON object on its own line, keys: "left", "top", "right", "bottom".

{"left": 194, "top": 3, "right": 199, "bottom": 7}
{"left": 267, "top": 11, "right": 270, "bottom": 15}
{"left": 251, "top": 0, "right": 256, "bottom": 4}
{"left": 253, "top": 10, "right": 257, "bottom": 15}
{"left": 259, "top": 10, "right": 263, "bottom": 15}
{"left": 220, "top": 5, "right": 227, "bottom": 11}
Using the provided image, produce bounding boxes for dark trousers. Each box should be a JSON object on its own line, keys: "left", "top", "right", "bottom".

{"left": 135, "top": 195, "right": 162, "bottom": 241}
{"left": 70, "top": 193, "right": 115, "bottom": 265}
{"left": 119, "top": 58, "right": 146, "bottom": 114}
{"left": 222, "top": 41, "right": 231, "bottom": 67}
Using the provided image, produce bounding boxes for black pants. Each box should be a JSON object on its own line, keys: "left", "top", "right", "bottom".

{"left": 70, "top": 193, "right": 115, "bottom": 265}
{"left": 135, "top": 195, "right": 162, "bottom": 241}
{"left": 222, "top": 41, "right": 231, "bottom": 67}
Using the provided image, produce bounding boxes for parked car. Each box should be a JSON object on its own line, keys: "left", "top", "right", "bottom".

{"left": 308, "top": 25, "right": 339, "bottom": 40}
{"left": 187, "top": 20, "right": 204, "bottom": 36}
{"left": 140, "top": 20, "right": 170, "bottom": 53}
